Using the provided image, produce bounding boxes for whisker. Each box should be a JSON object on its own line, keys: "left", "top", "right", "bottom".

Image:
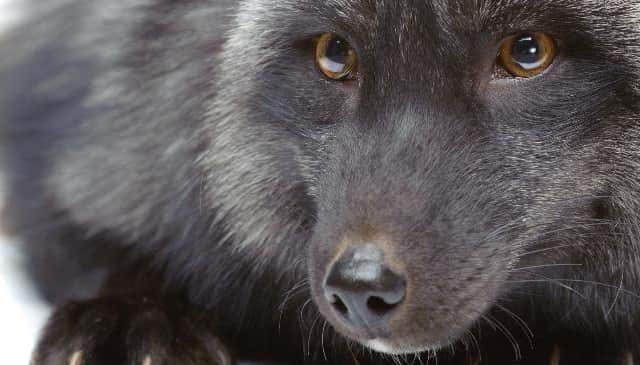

{"left": 321, "top": 319, "right": 329, "bottom": 361}
{"left": 605, "top": 272, "right": 625, "bottom": 319}
{"left": 278, "top": 279, "right": 309, "bottom": 332}
{"left": 481, "top": 313, "right": 521, "bottom": 360}
{"left": 508, "top": 263, "right": 583, "bottom": 272}
{"left": 306, "top": 313, "right": 321, "bottom": 358}
{"left": 486, "top": 277, "right": 586, "bottom": 299}
{"left": 465, "top": 329, "right": 481, "bottom": 363}
{"left": 494, "top": 304, "right": 534, "bottom": 348}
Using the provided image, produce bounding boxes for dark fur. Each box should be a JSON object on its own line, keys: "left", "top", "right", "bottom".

{"left": 1, "top": 0, "right": 640, "bottom": 364}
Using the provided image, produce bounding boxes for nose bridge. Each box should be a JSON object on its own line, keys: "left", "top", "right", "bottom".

{"left": 366, "top": 52, "right": 445, "bottom": 110}
{"left": 320, "top": 103, "right": 481, "bottom": 249}
{"left": 356, "top": 79, "right": 467, "bottom": 155}
{"left": 324, "top": 133, "right": 423, "bottom": 244}
{"left": 343, "top": 105, "right": 462, "bottom": 195}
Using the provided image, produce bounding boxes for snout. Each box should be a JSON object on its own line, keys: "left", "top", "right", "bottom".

{"left": 308, "top": 126, "right": 511, "bottom": 354}
{"left": 310, "top": 229, "right": 504, "bottom": 355}
{"left": 324, "top": 244, "right": 406, "bottom": 333}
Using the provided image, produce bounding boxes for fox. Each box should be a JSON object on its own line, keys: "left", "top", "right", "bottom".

{"left": 1, "top": 0, "right": 640, "bottom": 364}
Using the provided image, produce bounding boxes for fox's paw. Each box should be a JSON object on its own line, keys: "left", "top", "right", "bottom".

{"left": 445, "top": 339, "right": 635, "bottom": 365}
{"left": 544, "top": 346, "right": 633, "bottom": 365}
{"left": 31, "top": 297, "right": 233, "bottom": 365}
{"left": 475, "top": 344, "right": 635, "bottom": 365}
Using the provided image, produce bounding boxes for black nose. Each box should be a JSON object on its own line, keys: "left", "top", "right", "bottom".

{"left": 324, "top": 244, "right": 406, "bottom": 329}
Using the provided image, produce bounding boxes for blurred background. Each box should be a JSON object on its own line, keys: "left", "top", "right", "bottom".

{"left": 0, "top": 0, "right": 52, "bottom": 363}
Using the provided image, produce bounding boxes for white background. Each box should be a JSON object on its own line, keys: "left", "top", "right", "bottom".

{"left": 0, "top": 184, "right": 51, "bottom": 361}
{"left": 0, "top": 229, "right": 49, "bottom": 364}
{"left": 1, "top": 1, "right": 52, "bottom": 363}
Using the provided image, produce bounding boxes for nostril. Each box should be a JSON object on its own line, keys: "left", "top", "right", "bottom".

{"left": 323, "top": 243, "right": 407, "bottom": 327}
{"left": 330, "top": 294, "right": 349, "bottom": 316}
{"left": 366, "top": 296, "right": 400, "bottom": 316}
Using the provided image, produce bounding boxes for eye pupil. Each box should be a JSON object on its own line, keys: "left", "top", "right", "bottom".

{"left": 316, "top": 33, "right": 358, "bottom": 80}
{"left": 327, "top": 38, "right": 349, "bottom": 63}
{"left": 511, "top": 35, "right": 542, "bottom": 66}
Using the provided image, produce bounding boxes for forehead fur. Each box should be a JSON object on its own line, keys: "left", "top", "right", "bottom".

{"left": 237, "top": 0, "right": 640, "bottom": 31}
{"left": 231, "top": 0, "right": 640, "bottom": 91}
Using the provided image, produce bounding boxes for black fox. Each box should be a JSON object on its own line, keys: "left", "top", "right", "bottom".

{"left": 1, "top": 0, "right": 640, "bottom": 364}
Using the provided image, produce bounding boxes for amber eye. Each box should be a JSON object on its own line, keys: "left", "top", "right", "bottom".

{"left": 498, "top": 32, "right": 556, "bottom": 78}
{"left": 315, "top": 33, "right": 358, "bottom": 80}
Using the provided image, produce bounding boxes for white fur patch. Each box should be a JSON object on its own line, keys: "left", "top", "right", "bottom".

{"left": 366, "top": 338, "right": 444, "bottom": 355}
{"left": 625, "top": 352, "right": 634, "bottom": 365}
{"left": 69, "top": 351, "right": 83, "bottom": 365}
{"left": 367, "top": 339, "right": 396, "bottom": 354}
